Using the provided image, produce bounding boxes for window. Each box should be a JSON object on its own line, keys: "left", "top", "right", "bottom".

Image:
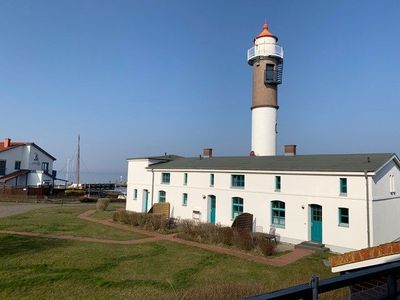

{"left": 41, "top": 162, "right": 49, "bottom": 172}
{"left": 210, "top": 174, "right": 215, "bottom": 187}
{"left": 265, "top": 64, "right": 275, "bottom": 83}
{"left": 340, "top": 178, "right": 347, "bottom": 195}
{"left": 161, "top": 173, "right": 170, "bottom": 184}
{"left": 231, "top": 175, "right": 245, "bottom": 188}
{"left": 15, "top": 161, "right": 21, "bottom": 170}
{"left": 158, "top": 190, "right": 166, "bottom": 203}
{"left": 338, "top": 207, "right": 349, "bottom": 226}
{"left": 182, "top": 193, "right": 188, "bottom": 206}
{"left": 183, "top": 173, "right": 188, "bottom": 185}
{"left": 232, "top": 197, "right": 244, "bottom": 219}
{"left": 275, "top": 176, "right": 281, "bottom": 192}
{"left": 133, "top": 189, "right": 138, "bottom": 200}
{"left": 271, "top": 201, "right": 285, "bottom": 227}
{"left": 0, "top": 160, "right": 5, "bottom": 176}
{"left": 390, "top": 175, "right": 396, "bottom": 195}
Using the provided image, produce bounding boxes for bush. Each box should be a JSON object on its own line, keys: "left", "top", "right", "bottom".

{"left": 112, "top": 210, "right": 170, "bottom": 232}
{"left": 216, "top": 227, "right": 234, "bottom": 245}
{"left": 234, "top": 230, "right": 254, "bottom": 251}
{"left": 65, "top": 189, "right": 85, "bottom": 197}
{"left": 96, "top": 198, "right": 110, "bottom": 211}
{"left": 257, "top": 237, "right": 275, "bottom": 256}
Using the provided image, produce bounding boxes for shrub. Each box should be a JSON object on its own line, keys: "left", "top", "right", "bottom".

{"left": 96, "top": 198, "right": 110, "bottom": 211}
{"left": 257, "top": 237, "right": 275, "bottom": 256}
{"left": 112, "top": 210, "right": 170, "bottom": 232}
{"left": 234, "top": 230, "right": 254, "bottom": 251}
{"left": 216, "top": 227, "right": 234, "bottom": 245}
{"left": 65, "top": 189, "right": 85, "bottom": 197}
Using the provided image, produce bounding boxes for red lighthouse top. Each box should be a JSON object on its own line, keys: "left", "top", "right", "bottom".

{"left": 254, "top": 22, "right": 277, "bottom": 42}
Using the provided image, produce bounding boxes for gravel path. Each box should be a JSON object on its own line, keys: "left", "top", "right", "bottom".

{"left": 0, "top": 202, "right": 53, "bottom": 218}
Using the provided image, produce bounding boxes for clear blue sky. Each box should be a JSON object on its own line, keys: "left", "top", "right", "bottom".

{"left": 1, "top": 0, "right": 399, "bottom": 178}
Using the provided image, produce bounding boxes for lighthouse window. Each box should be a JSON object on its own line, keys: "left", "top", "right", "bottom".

{"left": 265, "top": 64, "right": 275, "bottom": 83}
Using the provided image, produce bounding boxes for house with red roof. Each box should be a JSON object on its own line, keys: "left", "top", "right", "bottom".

{"left": 0, "top": 137, "right": 57, "bottom": 187}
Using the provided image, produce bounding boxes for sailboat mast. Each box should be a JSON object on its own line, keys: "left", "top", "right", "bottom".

{"left": 77, "top": 134, "right": 80, "bottom": 186}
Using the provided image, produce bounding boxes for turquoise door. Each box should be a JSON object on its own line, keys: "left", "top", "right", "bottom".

{"left": 310, "top": 205, "right": 322, "bottom": 242}
{"left": 144, "top": 190, "right": 149, "bottom": 213}
{"left": 209, "top": 196, "right": 216, "bottom": 224}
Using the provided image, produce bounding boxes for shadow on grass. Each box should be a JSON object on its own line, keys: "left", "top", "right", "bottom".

{"left": 0, "top": 234, "right": 68, "bottom": 257}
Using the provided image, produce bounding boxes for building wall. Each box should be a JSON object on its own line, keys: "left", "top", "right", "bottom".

{"left": 126, "top": 159, "right": 380, "bottom": 253}
{"left": 27, "top": 145, "right": 54, "bottom": 173}
{"left": 0, "top": 145, "right": 55, "bottom": 186}
{"left": 0, "top": 147, "right": 25, "bottom": 175}
{"left": 371, "top": 159, "right": 400, "bottom": 245}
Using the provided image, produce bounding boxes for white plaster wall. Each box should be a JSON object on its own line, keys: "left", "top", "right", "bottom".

{"left": 371, "top": 159, "right": 400, "bottom": 245}
{"left": 251, "top": 107, "right": 277, "bottom": 156}
{"left": 255, "top": 36, "right": 276, "bottom": 45}
{"left": 0, "top": 147, "right": 25, "bottom": 175}
{"left": 28, "top": 145, "right": 54, "bottom": 173}
{"left": 126, "top": 159, "right": 157, "bottom": 213}
{"left": 27, "top": 172, "right": 42, "bottom": 186}
{"left": 127, "top": 165, "right": 371, "bottom": 252}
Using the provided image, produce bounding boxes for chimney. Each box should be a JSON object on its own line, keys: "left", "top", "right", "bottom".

{"left": 284, "top": 144, "right": 297, "bottom": 156}
{"left": 203, "top": 148, "right": 213, "bottom": 158}
{"left": 3, "top": 138, "right": 11, "bottom": 148}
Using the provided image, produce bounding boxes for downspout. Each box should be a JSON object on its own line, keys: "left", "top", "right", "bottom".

{"left": 151, "top": 169, "right": 155, "bottom": 206}
{"left": 365, "top": 170, "right": 371, "bottom": 248}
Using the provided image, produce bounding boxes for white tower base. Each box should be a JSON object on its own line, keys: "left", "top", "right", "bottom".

{"left": 251, "top": 107, "right": 277, "bottom": 156}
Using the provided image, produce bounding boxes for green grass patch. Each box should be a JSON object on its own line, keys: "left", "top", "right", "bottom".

{"left": 0, "top": 205, "right": 146, "bottom": 241}
{"left": 0, "top": 234, "right": 336, "bottom": 299}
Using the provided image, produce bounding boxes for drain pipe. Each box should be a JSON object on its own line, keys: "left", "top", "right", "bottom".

{"left": 151, "top": 169, "right": 155, "bottom": 206}
{"left": 365, "top": 170, "right": 371, "bottom": 248}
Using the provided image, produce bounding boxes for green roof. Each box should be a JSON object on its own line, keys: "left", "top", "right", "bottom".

{"left": 148, "top": 153, "right": 397, "bottom": 173}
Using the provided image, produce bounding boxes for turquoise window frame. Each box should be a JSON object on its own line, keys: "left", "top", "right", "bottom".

{"left": 340, "top": 178, "right": 347, "bottom": 195}
{"left": 232, "top": 197, "right": 244, "bottom": 219}
{"left": 210, "top": 174, "right": 215, "bottom": 187}
{"left": 182, "top": 193, "right": 188, "bottom": 206}
{"left": 271, "top": 201, "right": 285, "bottom": 228}
{"left": 183, "top": 173, "right": 188, "bottom": 185}
{"left": 158, "top": 190, "right": 166, "bottom": 203}
{"left": 231, "top": 174, "right": 245, "bottom": 188}
{"left": 161, "top": 173, "right": 170, "bottom": 184}
{"left": 133, "top": 189, "right": 137, "bottom": 200}
{"left": 338, "top": 207, "right": 349, "bottom": 227}
{"left": 275, "top": 176, "right": 281, "bottom": 192}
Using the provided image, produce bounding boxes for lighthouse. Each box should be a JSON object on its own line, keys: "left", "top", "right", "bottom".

{"left": 248, "top": 22, "right": 284, "bottom": 156}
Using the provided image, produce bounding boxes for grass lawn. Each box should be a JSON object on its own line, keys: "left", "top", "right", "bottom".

{"left": 0, "top": 235, "right": 336, "bottom": 299}
{"left": 0, "top": 205, "right": 340, "bottom": 299}
{"left": 0, "top": 205, "right": 146, "bottom": 241}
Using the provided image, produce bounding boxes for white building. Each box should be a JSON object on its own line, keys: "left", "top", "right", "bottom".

{"left": 127, "top": 152, "right": 400, "bottom": 253}
{"left": 0, "top": 137, "right": 57, "bottom": 187}
{"left": 125, "top": 23, "right": 400, "bottom": 253}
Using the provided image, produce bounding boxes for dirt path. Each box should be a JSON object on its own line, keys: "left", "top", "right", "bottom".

{"left": 79, "top": 210, "right": 313, "bottom": 267}
{"left": 0, "top": 208, "right": 313, "bottom": 266}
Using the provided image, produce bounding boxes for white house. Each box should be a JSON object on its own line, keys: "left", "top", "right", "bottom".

{"left": 0, "top": 137, "right": 57, "bottom": 187}
{"left": 126, "top": 151, "right": 400, "bottom": 253}
{"left": 125, "top": 23, "right": 400, "bottom": 253}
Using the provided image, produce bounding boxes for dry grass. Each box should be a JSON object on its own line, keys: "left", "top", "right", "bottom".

{"left": 96, "top": 198, "right": 111, "bottom": 211}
